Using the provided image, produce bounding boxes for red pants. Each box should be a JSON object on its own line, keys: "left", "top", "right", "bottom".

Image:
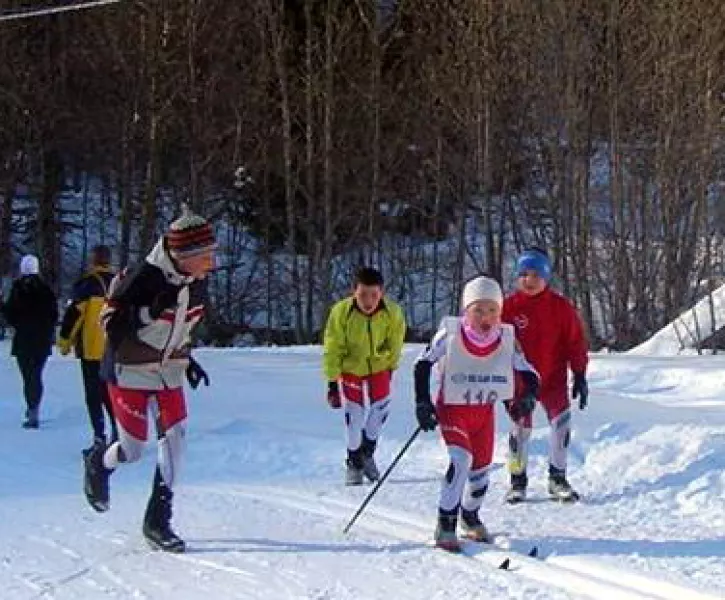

{"left": 340, "top": 371, "right": 391, "bottom": 405}
{"left": 107, "top": 384, "right": 187, "bottom": 440}
{"left": 437, "top": 403, "right": 494, "bottom": 469}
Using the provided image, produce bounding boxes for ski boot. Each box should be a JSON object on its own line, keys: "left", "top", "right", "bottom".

{"left": 548, "top": 469, "right": 580, "bottom": 503}
{"left": 505, "top": 472, "right": 528, "bottom": 504}
{"left": 22, "top": 408, "right": 39, "bottom": 429}
{"left": 460, "top": 508, "right": 493, "bottom": 543}
{"left": 434, "top": 511, "right": 461, "bottom": 553}
{"left": 82, "top": 436, "right": 106, "bottom": 459}
{"left": 360, "top": 434, "right": 380, "bottom": 482}
{"left": 143, "top": 468, "right": 186, "bottom": 553}
{"left": 345, "top": 448, "right": 364, "bottom": 486}
{"left": 83, "top": 440, "right": 112, "bottom": 512}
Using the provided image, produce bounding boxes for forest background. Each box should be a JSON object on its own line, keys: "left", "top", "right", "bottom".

{"left": 1, "top": 0, "right": 724, "bottom": 349}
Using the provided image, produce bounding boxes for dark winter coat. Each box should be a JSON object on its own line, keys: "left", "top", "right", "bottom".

{"left": 58, "top": 266, "right": 115, "bottom": 360}
{"left": 100, "top": 237, "right": 207, "bottom": 390}
{"left": 2, "top": 274, "right": 58, "bottom": 357}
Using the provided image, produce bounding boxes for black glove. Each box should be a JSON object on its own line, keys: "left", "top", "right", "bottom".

{"left": 507, "top": 392, "right": 536, "bottom": 422}
{"left": 572, "top": 372, "right": 588, "bottom": 410}
{"left": 186, "top": 356, "right": 210, "bottom": 389}
{"left": 519, "top": 391, "right": 537, "bottom": 417}
{"left": 149, "top": 289, "right": 178, "bottom": 319}
{"left": 415, "top": 397, "right": 438, "bottom": 431}
{"left": 507, "top": 370, "right": 539, "bottom": 421}
{"left": 327, "top": 381, "right": 342, "bottom": 409}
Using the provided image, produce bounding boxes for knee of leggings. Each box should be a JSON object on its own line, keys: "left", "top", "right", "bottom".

{"left": 118, "top": 441, "right": 144, "bottom": 463}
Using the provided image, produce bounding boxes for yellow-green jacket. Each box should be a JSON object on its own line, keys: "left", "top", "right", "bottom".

{"left": 57, "top": 266, "right": 115, "bottom": 360}
{"left": 323, "top": 297, "right": 406, "bottom": 380}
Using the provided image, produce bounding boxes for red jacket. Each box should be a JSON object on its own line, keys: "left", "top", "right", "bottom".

{"left": 502, "top": 287, "right": 588, "bottom": 396}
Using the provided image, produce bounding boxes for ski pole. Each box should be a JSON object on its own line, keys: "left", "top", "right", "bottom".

{"left": 343, "top": 426, "right": 422, "bottom": 534}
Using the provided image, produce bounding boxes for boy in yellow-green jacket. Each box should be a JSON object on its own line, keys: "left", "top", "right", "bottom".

{"left": 323, "top": 267, "right": 407, "bottom": 485}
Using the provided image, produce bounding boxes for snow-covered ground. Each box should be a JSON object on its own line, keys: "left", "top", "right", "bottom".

{"left": 1, "top": 342, "right": 724, "bottom": 599}
{"left": 627, "top": 281, "right": 725, "bottom": 356}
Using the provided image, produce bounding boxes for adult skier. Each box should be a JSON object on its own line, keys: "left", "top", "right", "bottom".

{"left": 2, "top": 254, "right": 58, "bottom": 429}
{"left": 57, "top": 245, "right": 118, "bottom": 450}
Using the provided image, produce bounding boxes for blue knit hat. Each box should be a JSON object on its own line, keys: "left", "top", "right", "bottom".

{"left": 515, "top": 248, "right": 552, "bottom": 281}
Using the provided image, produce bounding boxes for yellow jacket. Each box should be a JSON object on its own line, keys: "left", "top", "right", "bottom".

{"left": 323, "top": 297, "right": 406, "bottom": 380}
{"left": 58, "top": 266, "right": 115, "bottom": 360}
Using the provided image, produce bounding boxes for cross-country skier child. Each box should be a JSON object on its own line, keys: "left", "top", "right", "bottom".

{"left": 323, "top": 267, "right": 407, "bottom": 485}
{"left": 502, "top": 248, "right": 589, "bottom": 504}
{"left": 414, "top": 275, "right": 539, "bottom": 552}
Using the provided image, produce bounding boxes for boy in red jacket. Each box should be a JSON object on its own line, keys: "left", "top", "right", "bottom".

{"left": 502, "top": 248, "right": 589, "bottom": 503}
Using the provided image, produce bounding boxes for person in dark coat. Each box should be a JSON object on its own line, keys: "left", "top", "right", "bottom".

{"left": 2, "top": 254, "right": 58, "bottom": 428}
{"left": 57, "top": 245, "right": 118, "bottom": 449}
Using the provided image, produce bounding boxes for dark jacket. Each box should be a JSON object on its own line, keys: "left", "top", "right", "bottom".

{"left": 3, "top": 275, "right": 58, "bottom": 357}
{"left": 100, "top": 237, "right": 207, "bottom": 390}
{"left": 58, "top": 266, "right": 115, "bottom": 360}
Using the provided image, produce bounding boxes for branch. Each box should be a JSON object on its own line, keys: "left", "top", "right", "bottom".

{"left": 0, "top": 0, "right": 121, "bottom": 22}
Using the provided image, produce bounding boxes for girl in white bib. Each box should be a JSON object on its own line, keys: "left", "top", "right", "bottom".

{"left": 414, "top": 276, "right": 539, "bottom": 552}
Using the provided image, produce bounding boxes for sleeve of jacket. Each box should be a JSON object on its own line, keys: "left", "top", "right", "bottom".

{"left": 58, "top": 278, "right": 91, "bottom": 343}
{"left": 564, "top": 300, "right": 589, "bottom": 375}
{"left": 388, "top": 301, "right": 407, "bottom": 371}
{"left": 322, "top": 300, "right": 347, "bottom": 381}
{"left": 413, "top": 325, "right": 448, "bottom": 402}
{"left": 101, "top": 265, "right": 151, "bottom": 347}
{"left": 1, "top": 284, "right": 19, "bottom": 326}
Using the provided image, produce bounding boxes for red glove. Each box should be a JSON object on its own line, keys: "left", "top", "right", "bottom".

{"left": 327, "top": 381, "right": 342, "bottom": 409}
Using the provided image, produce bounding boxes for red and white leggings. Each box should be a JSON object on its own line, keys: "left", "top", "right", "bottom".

{"left": 506, "top": 388, "right": 571, "bottom": 474}
{"left": 437, "top": 403, "right": 494, "bottom": 514}
{"left": 102, "top": 384, "right": 187, "bottom": 489}
{"left": 340, "top": 371, "right": 391, "bottom": 451}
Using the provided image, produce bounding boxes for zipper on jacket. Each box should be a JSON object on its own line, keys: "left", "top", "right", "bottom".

{"left": 158, "top": 294, "right": 179, "bottom": 389}
{"left": 367, "top": 317, "right": 374, "bottom": 376}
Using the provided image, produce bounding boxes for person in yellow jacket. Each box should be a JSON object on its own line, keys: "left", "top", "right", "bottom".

{"left": 57, "top": 245, "right": 118, "bottom": 450}
{"left": 323, "top": 267, "right": 407, "bottom": 485}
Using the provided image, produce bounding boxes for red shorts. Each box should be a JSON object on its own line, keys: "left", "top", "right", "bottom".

{"left": 436, "top": 403, "right": 494, "bottom": 469}
{"left": 107, "top": 384, "right": 187, "bottom": 440}
{"left": 340, "top": 371, "right": 391, "bottom": 405}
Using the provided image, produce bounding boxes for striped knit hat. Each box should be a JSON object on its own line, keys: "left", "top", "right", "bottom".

{"left": 166, "top": 204, "right": 216, "bottom": 259}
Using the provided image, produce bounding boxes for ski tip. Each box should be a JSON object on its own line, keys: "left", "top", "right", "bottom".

{"left": 527, "top": 546, "right": 538, "bottom": 558}
{"left": 498, "top": 558, "right": 511, "bottom": 570}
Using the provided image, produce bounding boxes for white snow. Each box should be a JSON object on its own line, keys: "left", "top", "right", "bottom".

{"left": 0, "top": 343, "right": 724, "bottom": 599}
{"left": 628, "top": 282, "right": 725, "bottom": 356}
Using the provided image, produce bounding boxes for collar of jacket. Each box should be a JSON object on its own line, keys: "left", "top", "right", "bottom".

{"left": 518, "top": 287, "right": 551, "bottom": 302}
{"left": 350, "top": 297, "right": 386, "bottom": 316}
{"left": 145, "top": 237, "right": 196, "bottom": 287}
{"left": 89, "top": 265, "right": 113, "bottom": 275}
{"left": 86, "top": 265, "right": 113, "bottom": 280}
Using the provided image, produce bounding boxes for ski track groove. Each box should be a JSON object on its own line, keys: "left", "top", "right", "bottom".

{"left": 213, "top": 484, "right": 721, "bottom": 600}
{"left": 27, "top": 546, "right": 143, "bottom": 600}
{"left": 1, "top": 557, "right": 46, "bottom": 595}
{"left": 96, "top": 565, "right": 149, "bottom": 600}
{"left": 7, "top": 530, "right": 149, "bottom": 600}
{"left": 104, "top": 536, "right": 301, "bottom": 600}
{"left": 167, "top": 546, "right": 318, "bottom": 599}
